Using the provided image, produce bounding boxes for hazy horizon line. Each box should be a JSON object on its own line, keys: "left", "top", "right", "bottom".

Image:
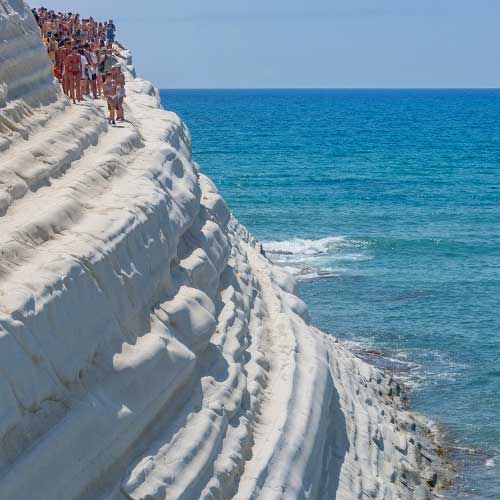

{"left": 159, "top": 87, "right": 500, "bottom": 91}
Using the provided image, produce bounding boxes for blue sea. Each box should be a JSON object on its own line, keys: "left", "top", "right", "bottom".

{"left": 160, "top": 89, "right": 500, "bottom": 498}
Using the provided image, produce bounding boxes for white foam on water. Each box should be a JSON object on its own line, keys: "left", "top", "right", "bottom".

{"left": 297, "top": 269, "right": 341, "bottom": 281}
{"left": 340, "top": 339, "right": 426, "bottom": 390}
{"left": 263, "top": 235, "right": 371, "bottom": 280}
{"left": 280, "top": 265, "right": 303, "bottom": 275}
{"left": 264, "top": 236, "right": 365, "bottom": 256}
{"left": 264, "top": 236, "right": 433, "bottom": 392}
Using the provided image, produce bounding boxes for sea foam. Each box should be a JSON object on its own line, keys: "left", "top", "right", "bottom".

{"left": 263, "top": 235, "right": 370, "bottom": 280}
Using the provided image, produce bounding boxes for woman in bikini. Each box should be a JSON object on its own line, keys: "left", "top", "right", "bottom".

{"left": 103, "top": 74, "right": 118, "bottom": 125}
{"left": 58, "top": 41, "right": 72, "bottom": 93}
{"left": 111, "top": 65, "right": 126, "bottom": 121}
{"left": 64, "top": 47, "right": 82, "bottom": 103}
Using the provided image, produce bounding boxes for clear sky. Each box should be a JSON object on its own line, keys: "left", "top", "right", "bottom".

{"left": 38, "top": 0, "right": 500, "bottom": 89}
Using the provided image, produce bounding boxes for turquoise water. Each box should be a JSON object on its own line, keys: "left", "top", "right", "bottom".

{"left": 160, "top": 89, "right": 500, "bottom": 498}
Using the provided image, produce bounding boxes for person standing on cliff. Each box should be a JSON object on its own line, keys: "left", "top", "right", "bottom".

{"left": 47, "top": 32, "right": 59, "bottom": 66}
{"left": 106, "top": 20, "right": 116, "bottom": 42}
{"left": 57, "top": 41, "right": 72, "bottom": 93}
{"left": 86, "top": 45, "right": 99, "bottom": 99}
{"left": 103, "top": 74, "right": 118, "bottom": 125}
{"left": 64, "top": 47, "right": 82, "bottom": 104}
{"left": 111, "top": 64, "right": 126, "bottom": 121}
{"left": 42, "top": 13, "right": 54, "bottom": 39}
{"left": 78, "top": 48, "right": 89, "bottom": 100}
{"left": 32, "top": 8, "right": 39, "bottom": 26}
{"left": 100, "top": 49, "right": 117, "bottom": 83}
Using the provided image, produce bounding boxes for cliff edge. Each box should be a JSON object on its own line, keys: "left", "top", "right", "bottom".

{"left": 0, "top": 2, "right": 449, "bottom": 499}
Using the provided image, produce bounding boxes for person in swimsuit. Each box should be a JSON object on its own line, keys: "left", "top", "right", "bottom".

{"left": 112, "top": 64, "right": 126, "bottom": 121}
{"left": 35, "top": 7, "right": 128, "bottom": 114}
{"left": 96, "top": 48, "right": 106, "bottom": 96}
{"left": 59, "top": 41, "right": 72, "bottom": 94}
{"left": 32, "top": 8, "right": 39, "bottom": 25}
{"left": 43, "top": 17, "right": 53, "bottom": 38}
{"left": 106, "top": 20, "right": 116, "bottom": 42}
{"left": 86, "top": 46, "right": 99, "bottom": 99}
{"left": 103, "top": 74, "right": 118, "bottom": 124}
{"left": 64, "top": 47, "right": 82, "bottom": 103}
{"left": 79, "top": 48, "right": 89, "bottom": 99}
{"left": 100, "top": 49, "right": 117, "bottom": 84}
{"left": 45, "top": 31, "right": 58, "bottom": 63}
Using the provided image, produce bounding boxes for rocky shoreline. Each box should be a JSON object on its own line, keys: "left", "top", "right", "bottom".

{"left": 352, "top": 344, "right": 456, "bottom": 493}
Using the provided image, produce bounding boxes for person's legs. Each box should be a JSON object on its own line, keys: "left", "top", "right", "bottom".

{"left": 76, "top": 70, "right": 82, "bottom": 101}
{"left": 67, "top": 72, "right": 76, "bottom": 103}
{"left": 73, "top": 73, "right": 80, "bottom": 102}
{"left": 63, "top": 71, "right": 70, "bottom": 95}
{"left": 90, "top": 76, "right": 97, "bottom": 99}
{"left": 96, "top": 73, "right": 102, "bottom": 97}
{"left": 108, "top": 99, "right": 116, "bottom": 123}
{"left": 75, "top": 75, "right": 81, "bottom": 102}
{"left": 100, "top": 73, "right": 107, "bottom": 98}
{"left": 80, "top": 77, "right": 86, "bottom": 99}
{"left": 117, "top": 96, "right": 124, "bottom": 120}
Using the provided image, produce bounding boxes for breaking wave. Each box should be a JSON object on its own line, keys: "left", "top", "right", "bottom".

{"left": 263, "top": 235, "right": 371, "bottom": 281}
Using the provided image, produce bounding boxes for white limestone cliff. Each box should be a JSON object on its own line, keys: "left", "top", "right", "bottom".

{"left": 0, "top": 2, "right": 450, "bottom": 499}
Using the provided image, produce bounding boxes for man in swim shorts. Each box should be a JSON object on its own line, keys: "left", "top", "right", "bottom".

{"left": 85, "top": 45, "right": 99, "bottom": 99}
{"left": 106, "top": 20, "right": 116, "bottom": 41}
{"left": 79, "top": 48, "right": 89, "bottom": 99}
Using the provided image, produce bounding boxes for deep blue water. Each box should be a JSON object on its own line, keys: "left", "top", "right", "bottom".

{"left": 160, "top": 89, "right": 500, "bottom": 498}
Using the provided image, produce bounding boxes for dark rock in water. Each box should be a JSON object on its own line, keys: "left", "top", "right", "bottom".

{"left": 427, "top": 472, "right": 438, "bottom": 488}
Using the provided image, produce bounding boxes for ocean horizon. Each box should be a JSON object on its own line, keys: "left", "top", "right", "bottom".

{"left": 160, "top": 87, "right": 500, "bottom": 91}
{"left": 162, "top": 87, "right": 500, "bottom": 499}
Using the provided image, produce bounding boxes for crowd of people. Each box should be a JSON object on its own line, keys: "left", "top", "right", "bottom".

{"left": 33, "top": 7, "right": 126, "bottom": 125}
